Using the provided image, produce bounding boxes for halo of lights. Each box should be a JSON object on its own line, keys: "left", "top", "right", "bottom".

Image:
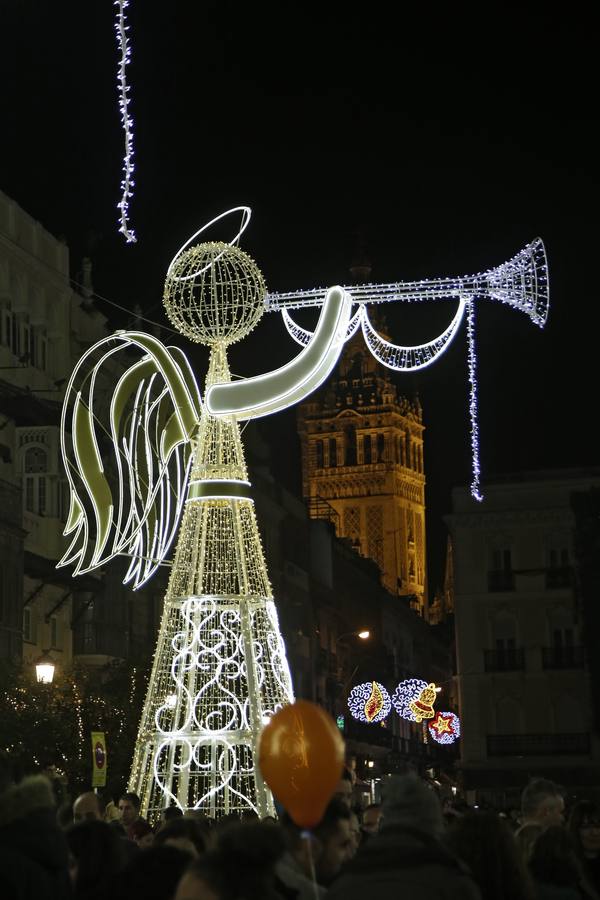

{"left": 347, "top": 681, "right": 391, "bottom": 724}
{"left": 428, "top": 711, "right": 461, "bottom": 745}
{"left": 167, "top": 207, "right": 252, "bottom": 282}
{"left": 392, "top": 678, "right": 429, "bottom": 722}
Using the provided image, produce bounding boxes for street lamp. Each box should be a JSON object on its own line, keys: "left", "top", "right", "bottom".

{"left": 35, "top": 652, "right": 55, "bottom": 685}
{"left": 335, "top": 630, "right": 370, "bottom": 646}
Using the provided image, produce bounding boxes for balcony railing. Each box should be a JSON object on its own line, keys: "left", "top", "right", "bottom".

{"left": 542, "top": 645, "right": 585, "bottom": 669}
{"left": 487, "top": 569, "right": 515, "bottom": 592}
{"left": 545, "top": 567, "right": 573, "bottom": 589}
{"left": 484, "top": 648, "right": 525, "bottom": 672}
{"left": 487, "top": 733, "right": 590, "bottom": 757}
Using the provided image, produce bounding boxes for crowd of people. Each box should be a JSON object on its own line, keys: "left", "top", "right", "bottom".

{"left": 1, "top": 751, "right": 600, "bottom": 900}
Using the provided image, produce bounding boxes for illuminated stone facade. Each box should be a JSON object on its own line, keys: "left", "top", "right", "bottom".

{"left": 297, "top": 320, "right": 427, "bottom": 617}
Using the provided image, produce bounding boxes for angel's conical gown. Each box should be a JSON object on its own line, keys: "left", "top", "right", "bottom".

{"left": 129, "top": 344, "right": 294, "bottom": 820}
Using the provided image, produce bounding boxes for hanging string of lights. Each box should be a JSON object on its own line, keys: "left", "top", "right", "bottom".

{"left": 114, "top": 0, "right": 137, "bottom": 243}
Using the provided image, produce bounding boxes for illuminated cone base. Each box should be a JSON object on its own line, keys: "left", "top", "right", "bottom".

{"left": 129, "top": 346, "right": 294, "bottom": 820}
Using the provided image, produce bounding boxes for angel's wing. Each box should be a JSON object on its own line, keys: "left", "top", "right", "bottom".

{"left": 59, "top": 331, "right": 202, "bottom": 589}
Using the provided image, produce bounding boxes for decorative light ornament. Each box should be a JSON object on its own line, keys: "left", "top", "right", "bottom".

{"left": 465, "top": 300, "right": 482, "bottom": 500}
{"left": 267, "top": 238, "right": 549, "bottom": 500}
{"left": 114, "top": 0, "right": 136, "bottom": 243}
{"left": 59, "top": 212, "right": 297, "bottom": 821}
{"left": 428, "top": 711, "right": 461, "bottom": 745}
{"left": 392, "top": 678, "right": 438, "bottom": 722}
{"left": 348, "top": 681, "right": 391, "bottom": 724}
{"left": 58, "top": 209, "right": 547, "bottom": 817}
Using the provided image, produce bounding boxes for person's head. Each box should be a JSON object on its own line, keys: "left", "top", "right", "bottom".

{"left": 115, "top": 845, "right": 191, "bottom": 900}
{"left": 333, "top": 767, "right": 353, "bottom": 808}
{"left": 174, "top": 822, "right": 284, "bottom": 900}
{"left": 569, "top": 800, "right": 600, "bottom": 858}
{"left": 521, "top": 779, "right": 564, "bottom": 827}
{"left": 159, "top": 805, "right": 184, "bottom": 828}
{"left": 66, "top": 819, "right": 127, "bottom": 893}
{"left": 447, "top": 811, "right": 536, "bottom": 900}
{"left": 311, "top": 796, "right": 354, "bottom": 884}
{"left": 380, "top": 772, "right": 444, "bottom": 839}
{"left": 529, "top": 825, "right": 586, "bottom": 888}
{"left": 361, "top": 803, "right": 382, "bottom": 835}
{"left": 118, "top": 791, "right": 141, "bottom": 827}
{"left": 347, "top": 810, "right": 361, "bottom": 857}
{"left": 73, "top": 790, "right": 105, "bottom": 823}
{"left": 154, "top": 817, "right": 209, "bottom": 858}
{"left": 281, "top": 796, "right": 353, "bottom": 886}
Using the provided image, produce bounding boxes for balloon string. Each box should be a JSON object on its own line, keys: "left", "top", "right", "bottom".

{"left": 301, "top": 831, "right": 320, "bottom": 900}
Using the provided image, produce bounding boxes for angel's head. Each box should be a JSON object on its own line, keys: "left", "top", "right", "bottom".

{"left": 163, "top": 241, "right": 266, "bottom": 347}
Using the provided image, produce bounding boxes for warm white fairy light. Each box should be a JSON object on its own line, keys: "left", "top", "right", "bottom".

{"left": 466, "top": 300, "right": 482, "bottom": 501}
{"left": 60, "top": 232, "right": 295, "bottom": 821}
{"left": 269, "top": 239, "right": 548, "bottom": 499}
{"left": 347, "top": 681, "right": 391, "bottom": 724}
{"left": 114, "top": 0, "right": 137, "bottom": 243}
{"left": 265, "top": 238, "right": 549, "bottom": 325}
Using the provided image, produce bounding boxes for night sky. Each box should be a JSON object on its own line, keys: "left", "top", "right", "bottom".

{"left": 2, "top": 4, "right": 596, "bottom": 590}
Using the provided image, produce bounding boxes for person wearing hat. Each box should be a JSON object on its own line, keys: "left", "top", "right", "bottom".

{"left": 327, "top": 771, "right": 481, "bottom": 899}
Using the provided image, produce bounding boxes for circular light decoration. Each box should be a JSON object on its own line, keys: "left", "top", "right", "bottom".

{"left": 428, "top": 711, "right": 461, "bottom": 745}
{"left": 348, "top": 681, "right": 391, "bottom": 724}
{"left": 392, "top": 679, "right": 439, "bottom": 723}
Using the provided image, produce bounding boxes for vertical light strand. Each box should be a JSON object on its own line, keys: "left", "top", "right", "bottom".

{"left": 114, "top": 0, "right": 137, "bottom": 243}
{"left": 466, "top": 299, "right": 483, "bottom": 501}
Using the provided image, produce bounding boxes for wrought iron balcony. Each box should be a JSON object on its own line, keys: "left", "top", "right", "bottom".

{"left": 484, "top": 648, "right": 525, "bottom": 672}
{"left": 487, "top": 732, "right": 590, "bottom": 757}
{"left": 542, "top": 645, "right": 585, "bottom": 669}
{"left": 487, "top": 569, "right": 515, "bottom": 592}
{"left": 545, "top": 566, "right": 573, "bottom": 589}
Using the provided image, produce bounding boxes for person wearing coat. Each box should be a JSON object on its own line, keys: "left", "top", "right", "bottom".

{"left": 327, "top": 771, "right": 481, "bottom": 900}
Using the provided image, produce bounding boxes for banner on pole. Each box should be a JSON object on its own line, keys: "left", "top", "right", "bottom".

{"left": 91, "top": 731, "right": 107, "bottom": 788}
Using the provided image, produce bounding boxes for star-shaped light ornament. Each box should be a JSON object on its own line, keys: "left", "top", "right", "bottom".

{"left": 428, "top": 711, "right": 461, "bottom": 745}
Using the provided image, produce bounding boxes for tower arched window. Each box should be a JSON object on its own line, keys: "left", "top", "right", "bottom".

{"left": 328, "top": 438, "right": 337, "bottom": 468}
{"left": 315, "top": 440, "right": 324, "bottom": 469}
{"left": 344, "top": 427, "right": 356, "bottom": 466}
{"left": 377, "top": 433, "right": 385, "bottom": 462}
{"left": 363, "top": 434, "right": 372, "bottom": 465}
{"left": 24, "top": 446, "right": 48, "bottom": 515}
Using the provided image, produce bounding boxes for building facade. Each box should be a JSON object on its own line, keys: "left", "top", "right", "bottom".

{"left": 297, "top": 321, "right": 427, "bottom": 616}
{"left": 447, "top": 469, "right": 600, "bottom": 804}
{"left": 0, "top": 188, "right": 166, "bottom": 675}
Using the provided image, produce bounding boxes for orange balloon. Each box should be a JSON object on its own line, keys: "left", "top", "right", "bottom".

{"left": 258, "top": 700, "right": 345, "bottom": 829}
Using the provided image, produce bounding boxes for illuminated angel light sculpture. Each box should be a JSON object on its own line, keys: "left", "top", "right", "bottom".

{"left": 59, "top": 207, "right": 546, "bottom": 819}
{"left": 348, "top": 681, "right": 391, "bottom": 724}
{"left": 428, "top": 711, "right": 461, "bottom": 745}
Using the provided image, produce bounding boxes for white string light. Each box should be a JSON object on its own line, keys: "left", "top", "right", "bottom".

{"left": 466, "top": 300, "right": 482, "bottom": 501}
{"left": 114, "top": 0, "right": 137, "bottom": 243}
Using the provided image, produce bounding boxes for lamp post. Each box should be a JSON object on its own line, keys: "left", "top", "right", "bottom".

{"left": 335, "top": 630, "right": 371, "bottom": 714}
{"left": 335, "top": 629, "right": 370, "bottom": 646}
{"left": 35, "top": 652, "right": 55, "bottom": 685}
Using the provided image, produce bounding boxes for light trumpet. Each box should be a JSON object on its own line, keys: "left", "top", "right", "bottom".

{"left": 265, "top": 237, "right": 549, "bottom": 328}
